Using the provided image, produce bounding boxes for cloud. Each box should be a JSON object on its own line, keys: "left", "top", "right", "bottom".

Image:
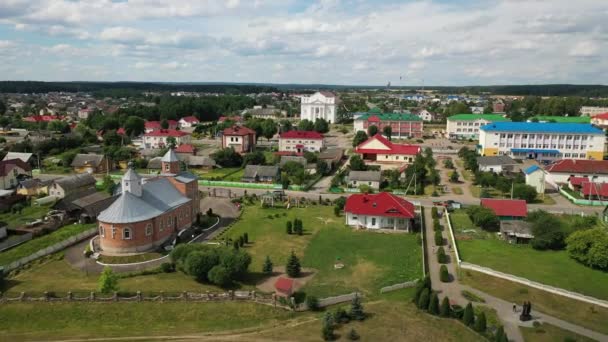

{"left": 569, "top": 41, "right": 600, "bottom": 57}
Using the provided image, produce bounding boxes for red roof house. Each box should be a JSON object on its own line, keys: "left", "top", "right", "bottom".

{"left": 591, "top": 112, "right": 608, "bottom": 129}
{"left": 144, "top": 120, "right": 178, "bottom": 132}
{"left": 175, "top": 143, "right": 196, "bottom": 155}
{"left": 344, "top": 192, "right": 416, "bottom": 231}
{"left": 278, "top": 130, "right": 325, "bottom": 154}
{"left": 580, "top": 182, "right": 608, "bottom": 199}
{"left": 143, "top": 129, "right": 191, "bottom": 149}
{"left": 23, "top": 115, "right": 63, "bottom": 123}
{"left": 179, "top": 116, "right": 200, "bottom": 128}
{"left": 568, "top": 176, "right": 589, "bottom": 190}
{"left": 222, "top": 126, "right": 256, "bottom": 153}
{"left": 355, "top": 134, "right": 421, "bottom": 163}
{"left": 218, "top": 116, "right": 243, "bottom": 123}
{"left": 279, "top": 130, "right": 324, "bottom": 140}
{"left": 480, "top": 199, "right": 528, "bottom": 219}
{"left": 546, "top": 159, "right": 608, "bottom": 175}
{"left": 274, "top": 277, "right": 294, "bottom": 297}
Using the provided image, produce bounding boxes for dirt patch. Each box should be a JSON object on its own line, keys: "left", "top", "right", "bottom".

{"left": 256, "top": 266, "right": 317, "bottom": 293}
{"left": 348, "top": 259, "right": 381, "bottom": 294}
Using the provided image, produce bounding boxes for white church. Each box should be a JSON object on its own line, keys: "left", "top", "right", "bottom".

{"left": 300, "top": 91, "right": 340, "bottom": 123}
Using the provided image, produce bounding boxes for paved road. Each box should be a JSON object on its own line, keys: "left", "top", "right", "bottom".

{"left": 423, "top": 207, "right": 608, "bottom": 342}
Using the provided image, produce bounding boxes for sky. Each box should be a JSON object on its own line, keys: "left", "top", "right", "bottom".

{"left": 0, "top": 0, "right": 606, "bottom": 86}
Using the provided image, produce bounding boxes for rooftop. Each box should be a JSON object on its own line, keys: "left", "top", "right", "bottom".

{"left": 144, "top": 129, "right": 189, "bottom": 137}
{"left": 348, "top": 170, "right": 382, "bottom": 182}
{"left": 448, "top": 114, "right": 510, "bottom": 122}
{"left": 344, "top": 192, "right": 415, "bottom": 218}
{"left": 476, "top": 155, "right": 516, "bottom": 166}
{"left": 481, "top": 122, "right": 604, "bottom": 134}
{"left": 357, "top": 112, "right": 422, "bottom": 122}
{"left": 480, "top": 199, "right": 528, "bottom": 218}
{"left": 545, "top": 159, "right": 608, "bottom": 174}
{"left": 355, "top": 134, "right": 421, "bottom": 156}
{"left": 223, "top": 125, "right": 256, "bottom": 136}
{"left": 279, "top": 130, "right": 324, "bottom": 139}
{"left": 529, "top": 115, "right": 590, "bottom": 124}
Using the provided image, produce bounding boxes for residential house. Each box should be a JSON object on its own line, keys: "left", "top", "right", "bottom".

{"left": 278, "top": 130, "right": 324, "bottom": 154}
{"left": 143, "top": 129, "right": 191, "bottom": 149}
{"left": 144, "top": 120, "right": 178, "bottom": 133}
{"left": 64, "top": 191, "right": 116, "bottom": 221}
{"left": 300, "top": 91, "right": 339, "bottom": 123}
{"left": 493, "top": 102, "right": 506, "bottom": 113}
{"left": 78, "top": 108, "right": 94, "bottom": 120}
{"left": 279, "top": 155, "right": 307, "bottom": 168}
{"left": 470, "top": 106, "right": 485, "bottom": 114}
{"left": 0, "top": 159, "right": 32, "bottom": 190}
{"left": 568, "top": 176, "right": 589, "bottom": 191}
{"left": 183, "top": 156, "right": 216, "bottom": 170}
{"left": 354, "top": 108, "right": 424, "bottom": 138}
{"left": 2, "top": 152, "right": 33, "bottom": 164}
{"left": 22, "top": 115, "right": 63, "bottom": 123}
{"left": 591, "top": 112, "right": 608, "bottom": 129}
{"left": 580, "top": 182, "right": 608, "bottom": 200}
{"left": 318, "top": 148, "right": 344, "bottom": 171}
{"left": 545, "top": 159, "right": 608, "bottom": 185}
{"left": 523, "top": 165, "right": 546, "bottom": 194}
{"left": 480, "top": 198, "right": 527, "bottom": 220}
{"left": 478, "top": 123, "right": 605, "bottom": 162}
{"left": 347, "top": 171, "right": 382, "bottom": 190}
{"left": 71, "top": 153, "right": 111, "bottom": 174}
{"left": 222, "top": 126, "right": 256, "bottom": 153}
{"left": 344, "top": 192, "right": 415, "bottom": 231}
{"left": 175, "top": 144, "right": 196, "bottom": 157}
{"left": 218, "top": 116, "right": 243, "bottom": 124}
{"left": 415, "top": 109, "right": 436, "bottom": 122}
{"left": 241, "top": 165, "right": 279, "bottom": 183}
{"left": 580, "top": 106, "right": 608, "bottom": 117}
{"left": 17, "top": 178, "right": 50, "bottom": 196}
{"left": 178, "top": 116, "right": 200, "bottom": 128}
{"left": 500, "top": 221, "right": 534, "bottom": 244}
{"left": 355, "top": 134, "right": 421, "bottom": 163}
{"left": 48, "top": 174, "right": 96, "bottom": 199}
{"left": 476, "top": 156, "right": 517, "bottom": 173}
{"left": 447, "top": 114, "right": 510, "bottom": 140}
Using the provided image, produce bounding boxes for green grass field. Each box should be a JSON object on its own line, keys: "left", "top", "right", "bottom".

{"left": 521, "top": 323, "right": 596, "bottom": 342}
{"left": 197, "top": 167, "right": 243, "bottom": 180}
{"left": 0, "top": 204, "right": 52, "bottom": 229}
{"left": 0, "top": 301, "right": 295, "bottom": 341}
{"left": 0, "top": 223, "right": 95, "bottom": 267}
{"left": 449, "top": 210, "right": 608, "bottom": 300}
{"left": 221, "top": 204, "right": 422, "bottom": 297}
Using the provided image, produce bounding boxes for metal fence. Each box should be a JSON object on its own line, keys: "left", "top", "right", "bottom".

{"left": 2, "top": 228, "right": 97, "bottom": 272}
{"left": 0, "top": 233, "right": 33, "bottom": 253}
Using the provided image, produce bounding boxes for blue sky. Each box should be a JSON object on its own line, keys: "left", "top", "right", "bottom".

{"left": 0, "top": 0, "right": 606, "bottom": 85}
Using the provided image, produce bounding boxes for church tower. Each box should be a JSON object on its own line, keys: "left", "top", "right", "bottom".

{"left": 121, "top": 166, "right": 142, "bottom": 197}
{"left": 161, "top": 149, "right": 180, "bottom": 174}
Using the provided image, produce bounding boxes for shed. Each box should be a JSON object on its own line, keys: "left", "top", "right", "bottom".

{"left": 242, "top": 165, "right": 279, "bottom": 183}
{"left": 500, "top": 221, "right": 534, "bottom": 244}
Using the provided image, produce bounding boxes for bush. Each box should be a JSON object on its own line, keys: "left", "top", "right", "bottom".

{"left": 306, "top": 295, "right": 320, "bottom": 311}
{"left": 262, "top": 256, "right": 273, "bottom": 275}
{"left": 322, "top": 312, "right": 335, "bottom": 341}
{"left": 434, "top": 231, "right": 444, "bottom": 246}
{"left": 437, "top": 247, "right": 448, "bottom": 264}
{"left": 347, "top": 328, "right": 360, "bottom": 341}
{"left": 474, "top": 311, "right": 487, "bottom": 332}
{"left": 417, "top": 288, "right": 430, "bottom": 310}
{"left": 334, "top": 206, "right": 340, "bottom": 216}
{"left": 433, "top": 219, "right": 442, "bottom": 231}
{"left": 98, "top": 266, "right": 118, "bottom": 294}
{"left": 208, "top": 265, "right": 231, "bottom": 286}
{"left": 431, "top": 207, "right": 438, "bottom": 219}
{"left": 160, "top": 262, "right": 175, "bottom": 273}
{"left": 440, "top": 296, "right": 451, "bottom": 317}
{"left": 286, "top": 221, "right": 293, "bottom": 235}
{"left": 349, "top": 295, "right": 366, "bottom": 321}
{"left": 462, "top": 303, "right": 475, "bottom": 326}
{"left": 428, "top": 292, "right": 439, "bottom": 315}
{"left": 566, "top": 228, "right": 608, "bottom": 270}
{"left": 466, "top": 206, "right": 500, "bottom": 232}
{"left": 334, "top": 307, "right": 350, "bottom": 323}
{"left": 439, "top": 265, "right": 449, "bottom": 282}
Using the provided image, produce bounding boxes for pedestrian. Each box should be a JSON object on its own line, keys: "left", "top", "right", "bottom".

{"left": 513, "top": 303, "right": 517, "bottom": 312}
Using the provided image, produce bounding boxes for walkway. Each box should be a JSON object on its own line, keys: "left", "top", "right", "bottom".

{"left": 423, "top": 206, "right": 608, "bottom": 342}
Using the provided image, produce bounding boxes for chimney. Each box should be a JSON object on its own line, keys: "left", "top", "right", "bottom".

{"left": 373, "top": 202, "right": 377, "bottom": 208}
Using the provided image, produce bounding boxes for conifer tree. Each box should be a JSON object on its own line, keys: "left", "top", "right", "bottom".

{"left": 440, "top": 296, "right": 451, "bottom": 317}
{"left": 428, "top": 292, "right": 439, "bottom": 315}
{"left": 463, "top": 303, "right": 475, "bottom": 326}
{"left": 349, "top": 294, "right": 366, "bottom": 321}
{"left": 286, "top": 251, "right": 301, "bottom": 277}
{"left": 262, "top": 256, "right": 273, "bottom": 274}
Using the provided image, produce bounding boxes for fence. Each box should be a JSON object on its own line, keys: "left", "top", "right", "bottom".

{"left": 317, "top": 292, "right": 360, "bottom": 308}
{"left": 445, "top": 211, "right": 608, "bottom": 309}
{"left": 559, "top": 187, "right": 608, "bottom": 206}
{"left": 2, "top": 228, "right": 97, "bottom": 272}
{"left": 198, "top": 180, "right": 303, "bottom": 191}
{"left": 380, "top": 280, "right": 419, "bottom": 294}
{"left": 0, "top": 233, "right": 33, "bottom": 253}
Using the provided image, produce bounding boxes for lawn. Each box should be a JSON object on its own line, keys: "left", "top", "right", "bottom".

{"left": 521, "top": 323, "right": 596, "bottom": 342}
{"left": 0, "top": 204, "right": 53, "bottom": 229}
{"left": 449, "top": 210, "right": 608, "bottom": 300}
{"left": 97, "top": 252, "right": 164, "bottom": 264}
{"left": 301, "top": 227, "right": 422, "bottom": 298}
{"left": 0, "top": 301, "right": 296, "bottom": 341}
{"left": 197, "top": 167, "right": 242, "bottom": 180}
{"left": 220, "top": 204, "right": 422, "bottom": 297}
{"left": 452, "top": 187, "right": 463, "bottom": 195}
{"left": 0, "top": 223, "right": 95, "bottom": 267}
{"left": 223, "top": 168, "right": 245, "bottom": 181}
{"left": 461, "top": 270, "right": 608, "bottom": 335}
{"left": 468, "top": 185, "right": 503, "bottom": 198}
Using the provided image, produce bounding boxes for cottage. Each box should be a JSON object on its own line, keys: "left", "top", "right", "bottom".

{"left": 174, "top": 144, "right": 196, "bottom": 157}
{"left": 568, "top": 176, "right": 589, "bottom": 191}
{"left": 476, "top": 156, "right": 517, "bottom": 173}
{"left": 524, "top": 165, "right": 545, "bottom": 194}
{"left": 49, "top": 174, "right": 96, "bottom": 199}
{"left": 347, "top": 171, "right": 382, "bottom": 190}
{"left": 70, "top": 192, "right": 116, "bottom": 221}
{"left": 242, "top": 165, "right": 280, "bottom": 183}
{"left": 500, "top": 221, "right": 534, "bottom": 244}
{"left": 344, "top": 192, "right": 415, "bottom": 231}
{"left": 0, "top": 159, "right": 32, "bottom": 190}
{"left": 278, "top": 131, "right": 324, "bottom": 154}
{"left": 318, "top": 148, "right": 344, "bottom": 170}
{"left": 143, "top": 129, "right": 191, "bottom": 149}
{"left": 178, "top": 116, "right": 200, "bottom": 128}
{"left": 144, "top": 120, "right": 178, "bottom": 133}
{"left": 355, "top": 134, "right": 421, "bottom": 164}
{"left": 2, "top": 152, "right": 33, "bottom": 164}
{"left": 480, "top": 198, "right": 527, "bottom": 220}
{"left": 222, "top": 126, "right": 256, "bottom": 154}
{"left": 17, "top": 178, "right": 50, "bottom": 196}
{"left": 71, "top": 153, "right": 111, "bottom": 174}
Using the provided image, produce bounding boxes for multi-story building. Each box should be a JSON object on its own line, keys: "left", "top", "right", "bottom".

{"left": 300, "top": 91, "right": 339, "bottom": 123}
{"left": 344, "top": 192, "right": 415, "bottom": 231}
{"left": 591, "top": 112, "right": 608, "bottom": 129}
{"left": 580, "top": 106, "right": 608, "bottom": 117}
{"left": 354, "top": 109, "right": 423, "bottom": 138}
{"left": 222, "top": 125, "right": 256, "bottom": 153}
{"left": 478, "top": 122, "right": 606, "bottom": 162}
{"left": 278, "top": 130, "right": 324, "bottom": 154}
{"left": 143, "top": 129, "right": 191, "bottom": 149}
{"left": 447, "top": 114, "right": 510, "bottom": 139}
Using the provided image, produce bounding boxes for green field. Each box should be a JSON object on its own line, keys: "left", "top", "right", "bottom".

{"left": 0, "top": 223, "right": 95, "bottom": 267}
{"left": 521, "top": 323, "right": 596, "bottom": 342}
{"left": 221, "top": 204, "right": 422, "bottom": 297}
{"left": 197, "top": 167, "right": 243, "bottom": 180}
{"left": 0, "top": 204, "right": 52, "bottom": 229}
{"left": 449, "top": 211, "right": 608, "bottom": 300}
{"left": 0, "top": 301, "right": 295, "bottom": 341}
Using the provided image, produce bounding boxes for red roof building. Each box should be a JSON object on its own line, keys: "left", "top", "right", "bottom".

{"left": 580, "top": 182, "right": 608, "bottom": 199}
{"left": 480, "top": 199, "right": 528, "bottom": 219}
{"left": 174, "top": 143, "right": 196, "bottom": 155}
{"left": 355, "top": 134, "right": 421, "bottom": 163}
{"left": 279, "top": 130, "right": 325, "bottom": 154}
{"left": 545, "top": 159, "right": 608, "bottom": 185}
{"left": 143, "top": 129, "right": 191, "bottom": 150}
{"left": 218, "top": 116, "right": 243, "bottom": 123}
{"left": 144, "top": 120, "right": 178, "bottom": 133}
{"left": 23, "top": 115, "right": 63, "bottom": 123}
{"left": 591, "top": 112, "right": 608, "bottom": 129}
{"left": 344, "top": 192, "right": 415, "bottom": 231}
{"left": 568, "top": 176, "right": 589, "bottom": 191}
{"left": 222, "top": 126, "right": 256, "bottom": 153}
{"left": 179, "top": 116, "right": 200, "bottom": 128}
{"left": 274, "top": 277, "right": 294, "bottom": 297}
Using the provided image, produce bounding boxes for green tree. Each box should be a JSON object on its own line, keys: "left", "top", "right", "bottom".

{"left": 440, "top": 296, "right": 451, "bottom": 317}
{"left": 466, "top": 206, "right": 500, "bottom": 232}
{"left": 383, "top": 125, "right": 392, "bottom": 140}
{"left": 352, "top": 131, "right": 368, "bottom": 147}
{"left": 124, "top": 116, "right": 145, "bottom": 136}
{"left": 349, "top": 294, "right": 366, "bottom": 321}
{"left": 243, "top": 151, "right": 266, "bottom": 165}
{"left": 101, "top": 174, "right": 116, "bottom": 195}
{"left": 262, "top": 256, "right": 274, "bottom": 274}
{"left": 449, "top": 170, "right": 460, "bottom": 182}
{"left": 212, "top": 147, "right": 243, "bottom": 167}
{"left": 262, "top": 119, "right": 277, "bottom": 141}
{"left": 166, "top": 136, "right": 177, "bottom": 149}
{"left": 98, "top": 266, "right": 118, "bottom": 293}
{"left": 417, "top": 288, "right": 430, "bottom": 310}
{"left": 495, "top": 326, "right": 505, "bottom": 342}
{"left": 48, "top": 120, "right": 70, "bottom": 133}
{"left": 530, "top": 213, "right": 566, "bottom": 250}
{"left": 566, "top": 228, "right": 608, "bottom": 270}
{"left": 0, "top": 99, "right": 6, "bottom": 115}
{"left": 349, "top": 155, "right": 367, "bottom": 171}
{"left": 462, "top": 303, "right": 475, "bottom": 326}
{"left": 298, "top": 119, "right": 314, "bottom": 131}
{"left": 208, "top": 265, "right": 231, "bottom": 286}
{"left": 185, "top": 250, "right": 219, "bottom": 281}
{"left": 286, "top": 221, "right": 293, "bottom": 234}
{"left": 428, "top": 292, "right": 439, "bottom": 315}
{"left": 161, "top": 119, "right": 169, "bottom": 129}
{"left": 286, "top": 251, "right": 301, "bottom": 277}
{"left": 434, "top": 231, "right": 444, "bottom": 245}
{"left": 316, "top": 160, "right": 329, "bottom": 176}
{"left": 306, "top": 295, "right": 320, "bottom": 311}
{"left": 334, "top": 307, "right": 350, "bottom": 323}
{"left": 475, "top": 311, "right": 487, "bottom": 332}
{"left": 439, "top": 265, "right": 449, "bottom": 282}
{"left": 321, "top": 311, "right": 335, "bottom": 341}
{"left": 347, "top": 328, "right": 360, "bottom": 341}
{"left": 437, "top": 247, "right": 447, "bottom": 263}
{"left": 367, "top": 125, "right": 378, "bottom": 136}
{"left": 443, "top": 158, "right": 454, "bottom": 169}
{"left": 512, "top": 184, "right": 538, "bottom": 203}
{"left": 314, "top": 118, "right": 329, "bottom": 133}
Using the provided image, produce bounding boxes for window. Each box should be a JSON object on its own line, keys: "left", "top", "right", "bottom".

{"left": 567, "top": 135, "right": 573, "bottom": 140}
{"left": 500, "top": 134, "right": 506, "bottom": 138}
{"left": 165, "top": 164, "right": 170, "bottom": 171}
{"left": 529, "top": 134, "right": 535, "bottom": 139}
{"left": 581, "top": 145, "right": 586, "bottom": 150}
{"left": 123, "top": 227, "right": 132, "bottom": 240}
{"left": 371, "top": 218, "right": 376, "bottom": 226}
{"left": 581, "top": 136, "right": 588, "bottom": 141}
{"left": 146, "top": 223, "right": 153, "bottom": 236}
{"left": 387, "top": 218, "right": 394, "bottom": 224}
{"left": 159, "top": 220, "right": 164, "bottom": 232}
{"left": 580, "top": 153, "right": 586, "bottom": 158}
{"left": 522, "top": 134, "right": 528, "bottom": 139}
{"left": 521, "top": 144, "right": 527, "bottom": 148}
{"left": 565, "top": 153, "right": 571, "bottom": 158}
{"left": 99, "top": 225, "right": 105, "bottom": 237}
{"left": 572, "top": 153, "right": 578, "bottom": 158}
{"left": 111, "top": 225, "right": 116, "bottom": 239}
{"left": 167, "top": 217, "right": 172, "bottom": 227}
{"left": 507, "top": 134, "right": 513, "bottom": 138}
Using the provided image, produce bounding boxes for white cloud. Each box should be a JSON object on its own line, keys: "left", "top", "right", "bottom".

{"left": 569, "top": 41, "right": 600, "bottom": 57}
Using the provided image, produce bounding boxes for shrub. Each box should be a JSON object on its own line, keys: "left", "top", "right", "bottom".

{"left": 238, "top": 236, "right": 245, "bottom": 247}
{"left": 322, "top": 312, "right": 335, "bottom": 341}
{"left": 433, "top": 219, "right": 442, "bottom": 231}
{"left": 440, "top": 296, "right": 451, "bottom": 317}
{"left": 286, "top": 221, "right": 293, "bottom": 235}
{"left": 347, "top": 328, "right": 360, "bottom": 341}
{"left": 431, "top": 206, "right": 438, "bottom": 218}
{"left": 243, "top": 233, "right": 249, "bottom": 244}
{"left": 475, "top": 311, "right": 487, "bottom": 332}
{"left": 171, "top": 244, "right": 251, "bottom": 286}
{"left": 462, "top": 303, "right": 475, "bottom": 326}
{"left": 437, "top": 247, "right": 448, "bottom": 264}
{"left": 334, "top": 307, "right": 350, "bottom": 323}
{"left": 160, "top": 262, "right": 175, "bottom": 273}
{"left": 417, "top": 288, "right": 430, "bottom": 310}
{"left": 262, "top": 256, "right": 273, "bottom": 275}
{"left": 434, "top": 231, "right": 444, "bottom": 246}
{"left": 566, "top": 228, "right": 608, "bottom": 270}
{"left": 349, "top": 295, "right": 366, "bottom": 321}
{"left": 208, "top": 265, "right": 231, "bottom": 286}
{"left": 466, "top": 205, "right": 500, "bottom": 232}
{"left": 495, "top": 326, "right": 504, "bottom": 342}
{"left": 334, "top": 206, "right": 340, "bottom": 216}
{"left": 233, "top": 241, "right": 239, "bottom": 250}
{"left": 428, "top": 292, "right": 439, "bottom": 315}
{"left": 306, "top": 295, "right": 320, "bottom": 311}
{"left": 286, "top": 251, "right": 301, "bottom": 277}
{"left": 98, "top": 266, "right": 118, "bottom": 293}
{"left": 439, "top": 265, "right": 449, "bottom": 282}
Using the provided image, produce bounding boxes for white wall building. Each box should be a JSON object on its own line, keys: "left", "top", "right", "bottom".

{"left": 300, "top": 91, "right": 339, "bottom": 124}
{"left": 580, "top": 106, "right": 608, "bottom": 117}
{"left": 524, "top": 165, "right": 546, "bottom": 194}
{"left": 446, "top": 114, "right": 510, "bottom": 139}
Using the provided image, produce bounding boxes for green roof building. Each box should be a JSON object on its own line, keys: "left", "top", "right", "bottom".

{"left": 446, "top": 114, "right": 510, "bottom": 139}
{"left": 528, "top": 115, "right": 590, "bottom": 124}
